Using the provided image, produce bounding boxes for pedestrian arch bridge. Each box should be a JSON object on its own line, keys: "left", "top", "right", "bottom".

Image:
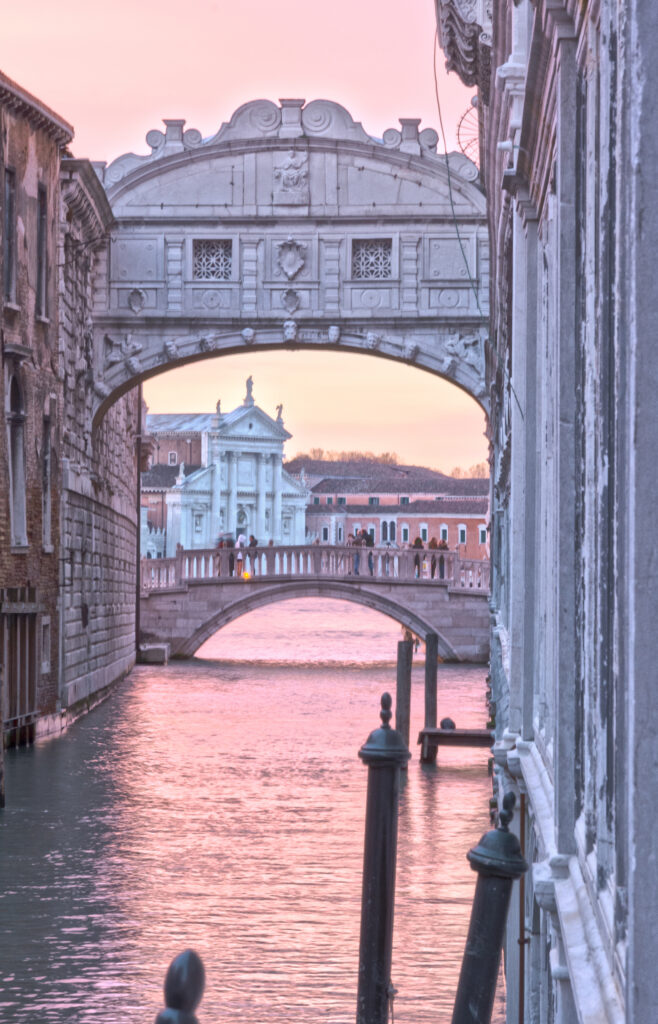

{"left": 140, "top": 544, "right": 490, "bottom": 662}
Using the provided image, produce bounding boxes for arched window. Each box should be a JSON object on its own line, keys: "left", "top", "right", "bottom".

{"left": 382, "top": 521, "right": 388, "bottom": 542}
{"left": 389, "top": 521, "right": 396, "bottom": 542}
{"left": 8, "top": 374, "right": 27, "bottom": 546}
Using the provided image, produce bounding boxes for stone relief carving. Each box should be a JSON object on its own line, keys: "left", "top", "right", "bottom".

{"left": 328, "top": 325, "right": 341, "bottom": 343}
{"left": 104, "top": 333, "right": 143, "bottom": 367}
{"left": 127, "top": 288, "right": 147, "bottom": 314}
{"left": 275, "top": 237, "right": 307, "bottom": 279}
{"left": 403, "top": 342, "right": 419, "bottom": 362}
{"left": 241, "top": 327, "right": 255, "bottom": 345}
{"left": 366, "top": 331, "right": 382, "bottom": 350}
{"left": 199, "top": 336, "right": 218, "bottom": 353}
{"left": 163, "top": 340, "right": 179, "bottom": 360}
{"left": 281, "top": 289, "right": 301, "bottom": 314}
{"left": 444, "top": 332, "right": 483, "bottom": 373}
{"left": 283, "top": 320, "right": 298, "bottom": 342}
{"left": 273, "top": 151, "right": 309, "bottom": 204}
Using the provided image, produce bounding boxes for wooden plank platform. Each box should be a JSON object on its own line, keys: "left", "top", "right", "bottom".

{"left": 418, "top": 727, "right": 494, "bottom": 762}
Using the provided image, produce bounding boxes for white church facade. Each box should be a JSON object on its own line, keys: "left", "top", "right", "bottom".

{"left": 141, "top": 379, "right": 308, "bottom": 556}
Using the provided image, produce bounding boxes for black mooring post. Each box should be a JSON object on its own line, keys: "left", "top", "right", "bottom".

{"left": 155, "top": 948, "right": 205, "bottom": 1024}
{"left": 356, "top": 692, "right": 411, "bottom": 1024}
{"left": 451, "top": 792, "right": 528, "bottom": 1024}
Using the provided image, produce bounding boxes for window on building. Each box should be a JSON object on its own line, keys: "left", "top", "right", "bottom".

{"left": 400, "top": 496, "right": 409, "bottom": 505}
{"left": 193, "top": 239, "right": 232, "bottom": 280}
{"left": 8, "top": 374, "right": 27, "bottom": 546}
{"left": 41, "top": 617, "right": 51, "bottom": 674}
{"left": 322, "top": 526, "right": 329, "bottom": 542}
{"left": 168, "top": 451, "right": 178, "bottom": 465}
{"left": 351, "top": 238, "right": 392, "bottom": 279}
{"left": 368, "top": 496, "right": 380, "bottom": 506}
{"left": 42, "top": 414, "right": 52, "bottom": 548}
{"left": 382, "top": 521, "right": 388, "bottom": 542}
{"left": 3, "top": 168, "right": 16, "bottom": 302}
{"left": 368, "top": 527, "right": 375, "bottom": 543}
{"left": 479, "top": 525, "right": 487, "bottom": 544}
{"left": 459, "top": 525, "right": 467, "bottom": 544}
{"left": 401, "top": 525, "right": 409, "bottom": 543}
{"left": 389, "top": 522, "right": 396, "bottom": 542}
{"left": 337, "top": 526, "right": 343, "bottom": 542}
{"left": 313, "top": 496, "right": 320, "bottom": 505}
{"left": 36, "top": 185, "right": 48, "bottom": 318}
{"left": 440, "top": 524, "right": 448, "bottom": 542}
{"left": 327, "top": 496, "right": 333, "bottom": 505}
{"left": 337, "top": 496, "right": 346, "bottom": 505}
{"left": 194, "top": 513, "right": 203, "bottom": 534}
{"left": 420, "top": 524, "right": 428, "bottom": 543}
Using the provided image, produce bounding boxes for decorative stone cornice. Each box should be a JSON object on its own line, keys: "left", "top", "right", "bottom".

{"left": 0, "top": 69, "right": 73, "bottom": 145}
{"left": 435, "top": 0, "right": 493, "bottom": 103}
{"left": 99, "top": 99, "right": 446, "bottom": 189}
{"left": 61, "top": 159, "right": 115, "bottom": 245}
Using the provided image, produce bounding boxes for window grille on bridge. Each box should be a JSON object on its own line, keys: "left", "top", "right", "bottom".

{"left": 193, "top": 239, "right": 232, "bottom": 280}
{"left": 351, "top": 239, "right": 392, "bottom": 279}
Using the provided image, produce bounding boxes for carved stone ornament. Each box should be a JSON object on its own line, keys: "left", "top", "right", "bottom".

{"left": 328, "top": 325, "right": 341, "bottom": 343}
{"left": 403, "top": 342, "right": 419, "bottom": 362}
{"left": 199, "top": 336, "right": 218, "bottom": 353}
{"left": 163, "top": 340, "right": 179, "bottom": 360}
{"left": 273, "top": 150, "right": 309, "bottom": 204}
{"left": 241, "top": 327, "right": 255, "bottom": 345}
{"left": 276, "top": 237, "right": 307, "bottom": 280}
{"left": 127, "top": 288, "right": 147, "bottom": 314}
{"left": 282, "top": 289, "right": 300, "bottom": 314}
{"left": 366, "top": 331, "right": 382, "bottom": 350}
{"left": 104, "top": 333, "right": 143, "bottom": 367}
{"left": 283, "top": 320, "right": 298, "bottom": 342}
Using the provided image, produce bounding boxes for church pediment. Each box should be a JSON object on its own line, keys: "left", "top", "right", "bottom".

{"left": 219, "top": 404, "right": 291, "bottom": 442}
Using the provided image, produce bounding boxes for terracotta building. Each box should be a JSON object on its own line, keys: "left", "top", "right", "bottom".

{"left": 285, "top": 456, "right": 489, "bottom": 557}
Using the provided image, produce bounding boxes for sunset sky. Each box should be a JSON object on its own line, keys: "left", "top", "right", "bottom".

{"left": 5, "top": 0, "right": 487, "bottom": 471}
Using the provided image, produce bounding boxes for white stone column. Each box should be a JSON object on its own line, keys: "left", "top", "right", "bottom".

{"left": 256, "top": 453, "right": 267, "bottom": 540}
{"left": 210, "top": 442, "right": 222, "bottom": 543}
{"left": 272, "top": 454, "right": 282, "bottom": 542}
{"left": 227, "top": 451, "right": 237, "bottom": 537}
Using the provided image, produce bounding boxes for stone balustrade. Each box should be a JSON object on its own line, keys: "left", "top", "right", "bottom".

{"left": 141, "top": 544, "right": 490, "bottom": 593}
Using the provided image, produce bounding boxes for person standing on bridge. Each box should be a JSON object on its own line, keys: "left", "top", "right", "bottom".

{"left": 248, "top": 535, "right": 258, "bottom": 576}
{"left": 235, "top": 534, "right": 246, "bottom": 577}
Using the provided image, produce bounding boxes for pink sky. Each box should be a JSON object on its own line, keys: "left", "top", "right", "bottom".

{"left": 5, "top": 0, "right": 487, "bottom": 471}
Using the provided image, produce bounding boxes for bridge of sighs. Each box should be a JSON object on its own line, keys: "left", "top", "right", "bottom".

{"left": 90, "top": 97, "right": 489, "bottom": 423}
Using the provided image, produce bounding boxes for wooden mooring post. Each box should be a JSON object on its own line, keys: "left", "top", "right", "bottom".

{"left": 395, "top": 639, "right": 413, "bottom": 756}
{"left": 422, "top": 632, "right": 439, "bottom": 762}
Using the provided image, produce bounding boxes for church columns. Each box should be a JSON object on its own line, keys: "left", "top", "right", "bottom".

{"left": 272, "top": 454, "right": 282, "bottom": 542}
{"left": 210, "top": 441, "right": 222, "bottom": 543}
{"left": 257, "top": 453, "right": 267, "bottom": 540}
{"left": 227, "top": 450, "right": 238, "bottom": 537}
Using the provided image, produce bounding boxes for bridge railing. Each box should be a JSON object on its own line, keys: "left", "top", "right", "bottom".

{"left": 141, "top": 545, "right": 490, "bottom": 593}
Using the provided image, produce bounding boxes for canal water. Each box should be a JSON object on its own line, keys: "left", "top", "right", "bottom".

{"left": 0, "top": 598, "right": 503, "bottom": 1023}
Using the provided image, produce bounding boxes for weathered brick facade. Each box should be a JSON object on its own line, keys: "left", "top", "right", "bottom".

{"left": 0, "top": 73, "right": 139, "bottom": 757}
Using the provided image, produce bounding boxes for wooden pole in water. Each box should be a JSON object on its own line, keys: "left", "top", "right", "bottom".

{"left": 422, "top": 632, "right": 439, "bottom": 763}
{"left": 395, "top": 639, "right": 413, "bottom": 757}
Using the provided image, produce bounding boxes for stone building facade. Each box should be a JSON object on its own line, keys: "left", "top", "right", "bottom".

{"left": 0, "top": 73, "right": 72, "bottom": 746}
{"left": 436, "top": 2, "right": 658, "bottom": 1022}
{"left": 141, "top": 381, "right": 307, "bottom": 554}
{"left": 0, "top": 71, "right": 139, "bottom": 752}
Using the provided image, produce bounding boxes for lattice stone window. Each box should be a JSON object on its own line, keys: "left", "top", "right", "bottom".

{"left": 193, "top": 239, "right": 232, "bottom": 280}
{"left": 351, "top": 239, "right": 392, "bottom": 279}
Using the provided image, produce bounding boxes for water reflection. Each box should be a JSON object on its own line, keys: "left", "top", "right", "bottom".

{"left": 0, "top": 600, "right": 502, "bottom": 1023}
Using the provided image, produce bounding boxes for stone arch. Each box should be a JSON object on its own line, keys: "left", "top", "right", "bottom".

{"left": 90, "top": 99, "right": 489, "bottom": 427}
{"left": 176, "top": 580, "right": 461, "bottom": 660}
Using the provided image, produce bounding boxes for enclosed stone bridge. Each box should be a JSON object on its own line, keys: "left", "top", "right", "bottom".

{"left": 90, "top": 97, "right": 489, "bottom": 428}
{"left": 140, "top": 544, "right": 490, "bottom": 662}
